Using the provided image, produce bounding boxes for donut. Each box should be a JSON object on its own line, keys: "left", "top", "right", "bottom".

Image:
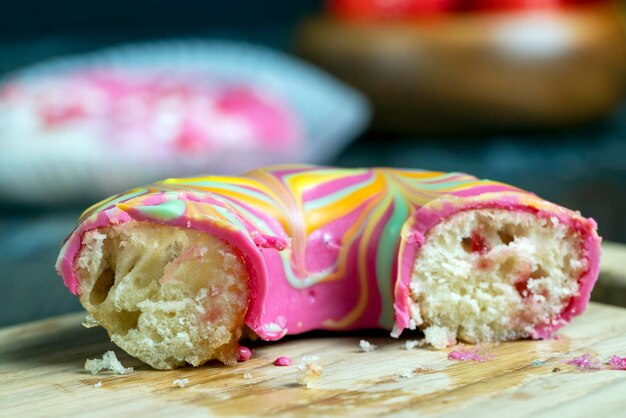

{"left": 56, "top": 165, "right": 601, "bottom": 369}
{"left": 296, "top": 2, "right": 626, "bottom": 134}
{"left": 0, "top": 41, "right": 371, "bottom": 204}
{"left": 0, "top": 67, "right": 299, "bottom": 204}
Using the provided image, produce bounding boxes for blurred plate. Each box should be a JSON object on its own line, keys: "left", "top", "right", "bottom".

{"left": 0, "top": 40, "right": 371, "bottom": 205}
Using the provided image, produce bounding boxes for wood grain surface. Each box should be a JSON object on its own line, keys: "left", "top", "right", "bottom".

{"left": 1, "top": 302, "right": 626, "bottom": 417}
{"left": 593, "top": 242, "right": 626, "bottom": 307}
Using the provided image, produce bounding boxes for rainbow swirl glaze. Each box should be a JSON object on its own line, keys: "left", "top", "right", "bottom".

{"left": 56, "top": 165, "right": 601, "bottom": 340}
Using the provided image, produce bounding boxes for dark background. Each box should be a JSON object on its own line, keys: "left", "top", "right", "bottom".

{"left": 0, "top": 1, "right": 320, "bottom": 38}
{"left": 1, "top": 0, "right": 625, "bottom": 326}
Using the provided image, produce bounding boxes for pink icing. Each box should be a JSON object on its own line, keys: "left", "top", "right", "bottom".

{"left": 564, "top": 354, "right": 626, "bottom": 371}
{"left": 566, "top": 353, "right": 602, "bottom": 370}
{"left": 2, "top": 69, "right": 300, "bottom": 153}
{"left": 56, "top": 166, "right": 601, "bottom": 344}
{"left": 607, "top": 355, "right": 626, "bottom": 370}
{"left": 273, "top": 356, "right": 292, "bottom": 366}
{"left": 448, "top": 349, "right": 494, "bottom": 362}
{"left": 237, "top": 346, "right": 252, "bottom": 362}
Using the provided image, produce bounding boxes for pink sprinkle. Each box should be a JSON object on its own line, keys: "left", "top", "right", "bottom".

{"left": 566, "top": 353, "right": 601, "bottom": 370}
{"left": 273, "top": 356, "right": 292, "bottom": 366}
{"left": 237, "top": 346, "right": 252, "bottom": 362}
{"left": 607, "top": 355, "right": 626, "bottom": 370}
{"left": 448, "top": 350, "right": 493, "bottom": 362}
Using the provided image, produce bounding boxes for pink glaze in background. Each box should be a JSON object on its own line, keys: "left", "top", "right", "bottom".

{"left": 1, "top": 69, "right": 300, "bottom": 154}
{"left": 56, "top": 165, "right": 601, "bottom": 341}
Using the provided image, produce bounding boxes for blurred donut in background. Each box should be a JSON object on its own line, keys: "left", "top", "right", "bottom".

{"left": 0, "top": 41, "right": 370, "bottom": 205}
{"left": 296, "top": 0, "right": 626, "bottom": 135}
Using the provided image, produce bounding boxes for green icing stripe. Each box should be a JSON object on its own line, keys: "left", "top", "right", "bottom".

{"left": 278, "top": 246, "right": 342, "bottom": 289}
{"left": 411, "top": 179, "right": 476, "bottom": 190}
{"left": 217, "top": 199, "right": 275, "bottom": 235}
{"left": 376, "top": 194, "right": 408, "bottom": 329}
{"left": 211, "top": 205, "right": 248, "bottom": 232}
{"left": 134, "top": 199, "right": 187, "bottom": 221}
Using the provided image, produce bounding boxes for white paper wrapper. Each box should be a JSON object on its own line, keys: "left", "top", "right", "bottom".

{"left": 0, "top": 40, "right": 370, "bottom": 205}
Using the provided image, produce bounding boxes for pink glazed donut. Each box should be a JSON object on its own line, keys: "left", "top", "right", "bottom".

{"left": 0, "top": 68, "right": 301, "bottom": 203}
{"left": 57, "top": 165, "right": 600, "bottom": 369}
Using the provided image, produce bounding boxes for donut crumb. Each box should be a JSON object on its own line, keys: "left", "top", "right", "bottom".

{"left": 173, "top": 378, "right": 189, "bottom": 388}
{"left": 359, "top": 340, "right": 377, "bottom": 352}
{"left": 297, "top": 355, "right": 323, "bottom": 387}
{"left": 85, "top": 351, "right": 133, "bottom": 375}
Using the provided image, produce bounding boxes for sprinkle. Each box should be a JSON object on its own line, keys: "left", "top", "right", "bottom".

{"left": 552, "top": 367, "right": 561, "bottom": 372}
{"left": 173, "top": 378, "right": 189, "bottom": 388}
{"left": 274, "top": 356, "right": 292, "bottom": 366}
{"left": 297, "top": 355, "right": 323, "bottom": 387}
{"left": 243, "top": 372, "right": 253, "bottom": 379}
{"left": 566, "top": 353, "right": 602, "bottom": 370}
{"left": 85, "top": 351, "right": 133, "bottom": 375}
{"left": 237, "top": 346, "right": 252, "bottom": 362}
{"left": 448, "top": 349, "right": 493, "bottom": 362}
{"left": 530, "top": 360, "right": 543, "bottom": 367}
{"left": 607, "top": 355, "right": 626, "bottom": 370}
{"left": 93, "top": 381, "right": 102, "bottom": 388}
{"left": 359, "top": 340, "right": 377, "bottom": 352}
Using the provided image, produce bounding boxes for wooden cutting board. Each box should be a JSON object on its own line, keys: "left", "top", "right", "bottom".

{"left": 1, "top": 302, "right": 626, "bottom": 417}
{"left": 592, "top": 242, "right": 626, "bottom": 307}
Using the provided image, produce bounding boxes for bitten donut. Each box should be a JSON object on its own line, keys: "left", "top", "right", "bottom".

{"left": 56, "top": 165, "right": 601, "bottom": 369}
